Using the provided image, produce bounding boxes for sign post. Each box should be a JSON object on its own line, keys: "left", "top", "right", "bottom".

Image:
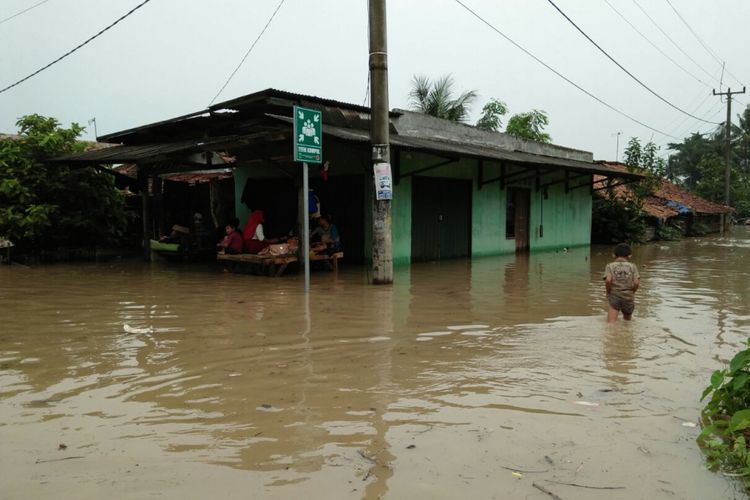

{"left": 293, "top": 106, "right": 322, "bottom": 292}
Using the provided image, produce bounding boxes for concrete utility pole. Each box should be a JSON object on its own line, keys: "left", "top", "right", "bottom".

{"left": 713, "top": 86, "right": 746, "bottom": 206}
{"left": 368, "top": 0, "right": 393, "bottom": 284}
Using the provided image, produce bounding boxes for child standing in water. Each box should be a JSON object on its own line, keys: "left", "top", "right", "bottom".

{"left": 604, "top": 243, "right": 640, "bottom": 323}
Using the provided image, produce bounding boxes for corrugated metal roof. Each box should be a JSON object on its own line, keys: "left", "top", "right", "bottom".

{"left": 267, "top": 114, "right": 640, "bottom": 179}
{"left": 54, "top": 135, "right": 241, "bottom": 163}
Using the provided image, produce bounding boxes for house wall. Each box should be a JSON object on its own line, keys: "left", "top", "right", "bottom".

{"left": 394, "top": 152, "right": 593, "bottom": 264}
{"left": 233, "top": 146, "right": 594, "bottom": 265}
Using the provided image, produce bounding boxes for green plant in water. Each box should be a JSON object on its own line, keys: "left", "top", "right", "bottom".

{"left": 655, "top": 224, "right": 683, "bottom": 241}
{"left": 699, "top": 338, "right": 750, "bottom": 491}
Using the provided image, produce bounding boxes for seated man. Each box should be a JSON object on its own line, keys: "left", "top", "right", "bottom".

{"left": 310, "top": 214, "right": 341, "bottom": 256}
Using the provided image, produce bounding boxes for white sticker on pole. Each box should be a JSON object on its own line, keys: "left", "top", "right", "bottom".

{"left": 374, "top": 163, "right": 392, "bottom": 200}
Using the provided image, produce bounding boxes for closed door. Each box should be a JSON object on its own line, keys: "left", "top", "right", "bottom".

{"left": 412, "top": 177, "right": 471, "bottom": 261}
{"left": 506, "top": 187, "right": 530, "bottom": 253}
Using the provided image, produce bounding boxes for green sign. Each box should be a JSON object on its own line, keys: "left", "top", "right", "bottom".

{"left": 293, "top": 106, "right": 322, "bottom": 164}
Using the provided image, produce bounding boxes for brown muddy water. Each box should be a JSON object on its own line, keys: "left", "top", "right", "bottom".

{"left": 1, "top": 229, "right": 750, "bottom": 500}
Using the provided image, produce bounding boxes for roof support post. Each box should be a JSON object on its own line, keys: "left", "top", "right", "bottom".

{"left": 138, "top": 168, "right": 151, "bottom": 262}
{"left": 477, "top": 159, "right": 484, "bottom": 190}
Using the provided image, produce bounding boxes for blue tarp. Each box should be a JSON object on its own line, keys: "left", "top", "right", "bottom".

{"left": 665, "top": 200, "right": 692, "bottom": 214}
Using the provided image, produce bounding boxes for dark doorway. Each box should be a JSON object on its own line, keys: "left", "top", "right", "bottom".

{"left": 241, "top": 178, "right": 298, "bottom": 237}
{"left": 506, "top": 187, "right": 530, "bottom": 252}
{"left": 312, "top": 175, "right": 365, "bottom": 264}
{"left": 411, "top": 176, "right": 472, "bottom": 262}
{"left": 241, "top": 176, "right": 366, "bottom": 263}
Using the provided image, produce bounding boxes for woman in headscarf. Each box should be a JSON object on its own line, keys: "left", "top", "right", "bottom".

{"left": 242, "top": 210, "right": 270, "bottom": 254}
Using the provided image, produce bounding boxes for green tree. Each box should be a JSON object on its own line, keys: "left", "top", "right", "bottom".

{"left": 475, "top": 98, "right": 508, "bottom": 132}
{"left": 624, "top": 137, "right": 666, "bottom": 199}
{"left": 666, "top": 132, "right": 719, "bottom": 188}
{"left": 505, "top": 110, "right": 551, "bottom": 143}
{"left": 0, "top": 114, "right": 128, "bottom": 254}
{"left": 408, "top": 74, "right": 477, "bottom": 122}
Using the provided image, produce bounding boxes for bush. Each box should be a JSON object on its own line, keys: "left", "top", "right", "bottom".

{"left": 0, "top": 115, "right": 128, "bottom": 256}
{"left": 656, "top": 224, "right": 683, "bottom": 241}
{"left": 591, "top": 198, "right": 647, "bottom": 244}
{"left": 699, "top": 338, "right": 750, "bottom": 491}
{"left": 688, "top": 221, "right": 711, "bottom": 237}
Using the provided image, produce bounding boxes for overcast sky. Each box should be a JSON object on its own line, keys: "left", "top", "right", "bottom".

{"left": 1, "top": 0, "right": 747, "bottom": 160}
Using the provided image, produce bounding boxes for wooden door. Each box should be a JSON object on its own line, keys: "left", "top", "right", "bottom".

{"left": 514, "top": 188, "right": 530, "bottom": 252}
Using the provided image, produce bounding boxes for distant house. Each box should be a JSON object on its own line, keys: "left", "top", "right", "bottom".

{"left": 56, "top": 89, "right": 638, "bottom": 264}
{"left": 594, "top": 161, "right": 733, "bottom": 239}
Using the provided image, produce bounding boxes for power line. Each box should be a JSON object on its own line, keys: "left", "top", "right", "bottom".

{"left": 631, "top": 0, "right": 721, "bottom": 86}
{"left": 452, "top": 0, "right": 678, "bottom": 139}
{"left": 602, "top": 0, "right": 710, "bottom": 89}
{"left": 208, "top": 0, "right": 286, "bottom": 106}
{"left": 545, "top": 0, "right": 719, "bottom": 125}
{"left": 0, "top": 0, "right": 152, "bottom": 95}
{"left": 663, "top": 0, "right": 744, "bottom": 87}
{"left": 0, "top": 0, "right": 52, "bottom": 25}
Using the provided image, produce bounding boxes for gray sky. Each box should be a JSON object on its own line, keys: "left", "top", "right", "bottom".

{"left": 1, "top": 0, "right": 747, "bottom": 161}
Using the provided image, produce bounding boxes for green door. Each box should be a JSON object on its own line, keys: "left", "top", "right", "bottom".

{"left": 411, "top": 177, "right": 471, "bottom": 262}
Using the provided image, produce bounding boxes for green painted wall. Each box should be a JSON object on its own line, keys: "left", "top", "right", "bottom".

{"left": 397, "top": 152, "right": 593, "bottom": 264}
{"left": 233, "top": 146, "right": 593, "bottom": 265}
{"left": 391, "top": 177, "right": 412, "bottom": 266}
{"left": 529, "top": 180, "right": 592, "bottom": 251}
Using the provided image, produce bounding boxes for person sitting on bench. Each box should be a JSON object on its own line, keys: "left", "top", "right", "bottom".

{"left": 242, "top": 210, "right": 280, "bottom": 254}
{"left": 217, "top": 220, "right": 243, "bottom": 255}
{"left": 311, "top": 214, "right": 341, "bottom": 256}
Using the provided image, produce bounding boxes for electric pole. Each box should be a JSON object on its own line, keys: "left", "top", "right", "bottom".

{"left": 369, "top": 0, "right": 393, "bottom": 284}
{"left": 713, "top": 86, "right": 746, "bottom": 206}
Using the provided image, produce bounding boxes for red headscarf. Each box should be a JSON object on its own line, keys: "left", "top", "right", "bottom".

{"left": 242, "top": 210, "right": 265, "bottom": 242}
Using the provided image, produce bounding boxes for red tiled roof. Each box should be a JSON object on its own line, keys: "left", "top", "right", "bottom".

{"left": 594, "top": 161, "right": 732, "bottom": 217}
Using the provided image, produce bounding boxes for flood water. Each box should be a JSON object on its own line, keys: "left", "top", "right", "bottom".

{"left": 2, "top": 229, "right": 750, "bottom": 500}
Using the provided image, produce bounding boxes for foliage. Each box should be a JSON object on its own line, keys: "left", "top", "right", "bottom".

{"left": 624, "top": 137, "right": 666, "bottom": 199}
{"left": 687, "top": 221, "right": 711, "bottom": 237}
{"left": 699, "top": 338, "right": 750, "bottom": 491}
{"left": 0, "top": 114, "right": 128, "bottom": 254}
{"left": 475, "top": 98, "right": 508, "bottom": 132}
{"left": 408, "top": 74, "right": 477, "bottom": 123}
{"left": 655, "top": 223, "right": 682, "bottom": 241}
{"left": 666, "top": 107, "right": 750, "bottom": 218}
{"left": 505, "top": 110, "right": 551, "bottom": 143}
{"left": 591, "top": 197, "right": 646, "bottom": 244}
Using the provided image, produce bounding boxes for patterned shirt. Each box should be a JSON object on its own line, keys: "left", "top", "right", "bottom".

{"left": 604, "top": 261, "right": 640, "bottom": 301}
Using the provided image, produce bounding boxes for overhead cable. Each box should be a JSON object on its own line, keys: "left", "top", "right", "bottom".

{"left": 0, "top": 0, "right": 53, "bottom": 25}
{"left": 545, "top": 0, "right": 719, "bottom": 125}
{"left": 602, "top": 0, "right": 710, "bottom": 89}
{"left": 663, "top": 0, "right": 744, "bottom": 87}
{"left": 452, "top": 0, "right": 678, "bottom": 139}
{"left": 208, "top": 0, "right": 286, "bottom": 106}
{"left": 0, "top": 0, "right": 152, "bottom": 95}
{"left": 631, "top": 0, "right": 722, "bottom": 87}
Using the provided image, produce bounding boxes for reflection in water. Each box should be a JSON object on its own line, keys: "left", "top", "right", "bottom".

{"left": 1, "top": 229, "right": 749, "bottom": 499}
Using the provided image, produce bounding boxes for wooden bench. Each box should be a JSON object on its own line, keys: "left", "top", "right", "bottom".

{"left": 310, "top": 251, "right": 344, "bottom": 272}
{"left": 217, "top": 251, "right": 344, "bottom": 276}
{"left": 217, "top": 253, "right": 298, "bottom": 276}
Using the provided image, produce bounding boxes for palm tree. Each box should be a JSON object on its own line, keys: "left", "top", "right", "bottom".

{"left": 408, "top": 74, "right": 477, "bottom": 123}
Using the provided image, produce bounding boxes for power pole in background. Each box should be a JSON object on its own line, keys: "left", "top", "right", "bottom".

{"left": 713, "top": 86, "right": 746, "bottom": 207}
{"left": 368, "top": 0, "right": 393, "bottom": 284}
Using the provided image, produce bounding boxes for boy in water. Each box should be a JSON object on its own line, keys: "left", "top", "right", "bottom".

{"left": 604, "top": 243, "right": 640, "bottom": 323}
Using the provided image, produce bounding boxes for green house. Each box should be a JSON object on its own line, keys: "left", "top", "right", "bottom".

{"left": 59, "top": 89, "right": 638, "bottom": 264}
